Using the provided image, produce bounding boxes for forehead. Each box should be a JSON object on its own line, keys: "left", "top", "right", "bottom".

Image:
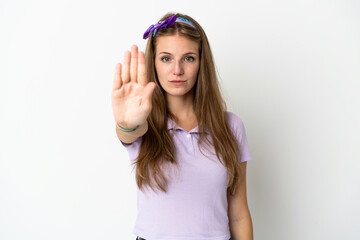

{"left": 155, "top": 35, "right": 199, "bottom": 54}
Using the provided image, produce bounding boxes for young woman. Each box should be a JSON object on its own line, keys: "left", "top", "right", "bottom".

{"left": 111, "top": 13, "right": 253, "bottom": 240}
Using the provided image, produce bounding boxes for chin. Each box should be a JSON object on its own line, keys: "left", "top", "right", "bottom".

{"left": 168, "top": 91, "right": 188, "bottom": 96}
{"left": 166, "top": 89, "right": 194, "bottom": 97}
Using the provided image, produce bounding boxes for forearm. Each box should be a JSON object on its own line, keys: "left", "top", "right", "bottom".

{"left": 229, "top": 215, "right": 253, "bottom": 240}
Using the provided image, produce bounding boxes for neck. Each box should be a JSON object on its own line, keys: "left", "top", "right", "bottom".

{"left": 166, "top": 92, "right": 196, "bottom": 121}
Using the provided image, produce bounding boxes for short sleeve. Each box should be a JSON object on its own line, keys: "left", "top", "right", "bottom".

{"left": 227, "top": 112, "right": 252, "bottom": 163}
{"left": 120, "top": 137, "right": 142, "bottom": 164}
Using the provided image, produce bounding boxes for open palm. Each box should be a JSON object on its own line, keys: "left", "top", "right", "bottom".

{"left": 112, "top": 45, "right": 156, "bottom": 129}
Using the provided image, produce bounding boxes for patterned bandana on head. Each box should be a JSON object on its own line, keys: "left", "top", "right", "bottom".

{"left": 143, "top": 15, "right": 196, "bottom": 39}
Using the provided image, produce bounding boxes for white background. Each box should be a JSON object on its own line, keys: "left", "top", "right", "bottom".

{"left": 1, "top": 0, "right": 359, "bottom": 239}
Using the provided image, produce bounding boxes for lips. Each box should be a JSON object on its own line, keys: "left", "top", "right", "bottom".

{"left": 170, "top": 80, "right": 186, "bottom": 85}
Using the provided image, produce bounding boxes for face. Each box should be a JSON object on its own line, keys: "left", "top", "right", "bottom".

{"left": 154, "top": 34, "right": 200, "bottom": 99}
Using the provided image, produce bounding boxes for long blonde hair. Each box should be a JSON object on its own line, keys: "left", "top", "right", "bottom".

{"left": 134, "top": 13, "right": 243, "bottom": 196}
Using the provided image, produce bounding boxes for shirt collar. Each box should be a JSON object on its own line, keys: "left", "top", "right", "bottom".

{"left": 167, "top": 118, "right": 209, "bottom": 134}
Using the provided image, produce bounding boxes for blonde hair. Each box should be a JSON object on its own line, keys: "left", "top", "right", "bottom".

{"left": 134, "top": 13, "right": 243, "bottom": 196}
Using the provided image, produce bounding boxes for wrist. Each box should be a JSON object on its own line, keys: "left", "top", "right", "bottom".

{"left": 116, "top": 122, "right": 139, "bottom": 133}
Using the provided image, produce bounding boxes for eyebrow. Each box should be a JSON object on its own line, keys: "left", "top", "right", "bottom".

{"left": 158, "top": 51, "right": 198, "bottom": 55}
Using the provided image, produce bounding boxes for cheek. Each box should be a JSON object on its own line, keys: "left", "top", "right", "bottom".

{"left": 191, "top": 64, "right": 200, "bottom": 79}
{"left": 155, "top": 62, "right": 167, "bottom": 77}
{"left": 155, "top": 64, "right": 168, "bottom": 87}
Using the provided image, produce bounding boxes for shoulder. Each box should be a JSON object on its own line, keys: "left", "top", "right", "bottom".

{"left": 226, "top": 111, "right": 246, "bottom": 131}
{"left": 226, "top": 111, "right": 252, "bottom": 162}
{"left": 226, "top": 111, "right": 242, "bottom": 122}
{"left": 225, "top": 111, "right": 248, "bottom": 141}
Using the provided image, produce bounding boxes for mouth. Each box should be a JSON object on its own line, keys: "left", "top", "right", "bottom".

{"left": 169, "top": 80, "right": 186, "bottom": 85}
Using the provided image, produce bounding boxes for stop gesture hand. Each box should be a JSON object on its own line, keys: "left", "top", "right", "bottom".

{"left": 112, "top": 45, "right": 156, "bottom": 129}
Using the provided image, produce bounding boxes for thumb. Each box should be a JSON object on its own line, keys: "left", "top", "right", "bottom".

{"left": 142, "top": 82, "right": 156, "bottom": 106}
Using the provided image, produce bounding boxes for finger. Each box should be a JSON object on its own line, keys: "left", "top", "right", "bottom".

{"left": 122, "top": 51, "right": 131, "bottom": 83}
{"left": 141, "top": 82, "right": 156, "bottom": 109}
{"left": 138, "top": 51, "right": 147, "bottom": 86}
{"left": 130, "top": 45, "right": 138, "bottom": 83}
{"left": 113, "top": 63, "right": 122, "bottom": 90}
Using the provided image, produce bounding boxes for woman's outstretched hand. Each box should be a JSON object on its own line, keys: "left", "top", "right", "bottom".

{"left": 112, "top": 45, "right": 156, "bottom": 129}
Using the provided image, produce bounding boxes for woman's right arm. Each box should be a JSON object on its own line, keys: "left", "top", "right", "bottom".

{"left": 111, "top": 45, "right": 156, "bottom": 144}
{"left": 115, "top": 121, "right": 148, "bottom": 144}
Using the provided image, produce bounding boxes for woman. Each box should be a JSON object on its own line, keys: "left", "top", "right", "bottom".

{"left": 111, "top": 13, "right": 253, "bottom": 240}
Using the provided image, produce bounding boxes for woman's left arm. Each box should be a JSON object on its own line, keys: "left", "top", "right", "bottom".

{"left": 227, "top": 162, "right": 253, "bottom": 240}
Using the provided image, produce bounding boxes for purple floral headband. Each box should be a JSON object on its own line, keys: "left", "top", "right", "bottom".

{"left": 143, "top": 15, "right": 196, "bottom": 39}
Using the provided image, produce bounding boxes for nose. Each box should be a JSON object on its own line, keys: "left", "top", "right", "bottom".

{"left": 173, "top": 61, "right": 184, "bottom": 76}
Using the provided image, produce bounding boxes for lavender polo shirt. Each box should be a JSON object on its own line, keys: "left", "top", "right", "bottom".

{"left": 122, "top": 112, "right": 251, "bottom": 240}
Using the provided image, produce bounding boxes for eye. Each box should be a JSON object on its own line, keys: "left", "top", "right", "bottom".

{"left": 184, "top": 56, "right": 195, "bottom": 62}
{"left": 161, "top": 56, "right": 171, "bottom": 62}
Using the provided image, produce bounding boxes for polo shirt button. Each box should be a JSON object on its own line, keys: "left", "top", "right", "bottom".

{"left": 186, "top": 134, "right": 191, "bottom": 139}
{"left": 188, "top": 147, "right": 192, "bottom": 151}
